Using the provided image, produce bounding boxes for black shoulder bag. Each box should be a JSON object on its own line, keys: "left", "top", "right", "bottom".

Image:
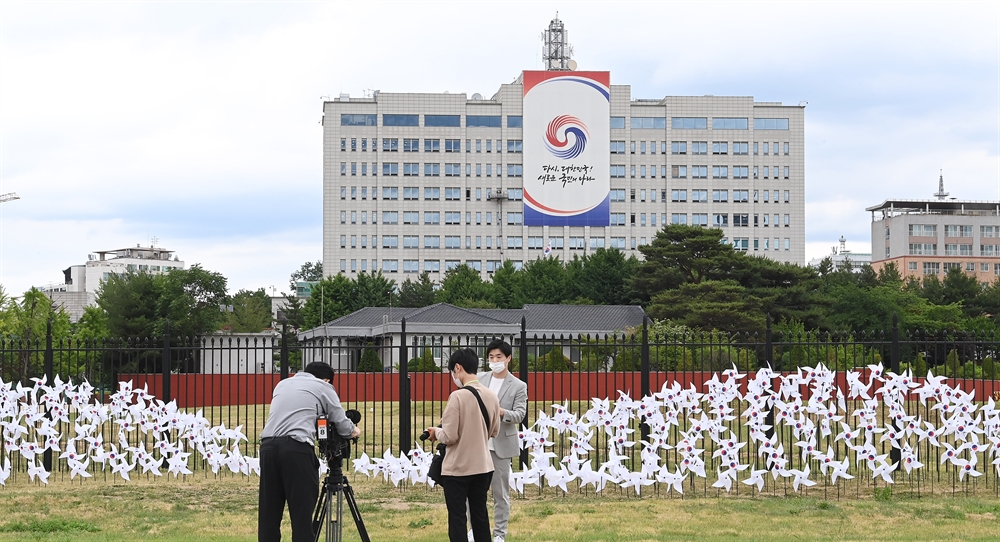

{"left": 428, "top": 386, "right": 491, "bottom": 484}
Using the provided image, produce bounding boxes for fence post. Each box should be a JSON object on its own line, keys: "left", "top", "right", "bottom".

{"left": 399, "top": 317, "right": 411, "bottom": 455}
{"left": 43, "top": 318, "right": 54, "bottom": 472}
{"left": 519, "top": 316, "right": 528, "bottom": 470}
{"left": 640, "top": 317, "right": 650, "bottom": 444}
{"left": 162, "top": 319, "right": 171, "bottom": 403}
{"left": 280, "top": 317, "right": 289, "bottom": 380}
{"left": 762, "top": 313, "right": 775, "bottom": 440}
{"left": 890, "top": 312, "right": 902, "bottom": 470}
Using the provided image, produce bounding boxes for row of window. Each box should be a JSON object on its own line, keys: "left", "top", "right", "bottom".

{"left": 337, "top": 233, "right": 795, "bottom": 257}
{"left": 342, "top": 114, "right": 520, "bottom": 128}
{"left": 338, "top": 209, "right": 791, "bottom": 228}
{"left": 906, "top": 225, "right": 999, "bottom": 238}
{"left": 615, "top": 140, "right": 790, "bottom": 156}
{"left": 341, "top": 186, "right": 522, "bottom": 202}
{"left": 342, "top": 138, "right": 523, "bottom": 154}
{"left": 912, "top": 261, "right": 1000, "bottom": 275}
{"left": 341, "top": 114, "right": 790, "bottom": 130}
{"left": 614, "top": 165, "right": 789, "bottom": 180}
{"left": 908, "top": 244, "right": 1000, "bottom": 256}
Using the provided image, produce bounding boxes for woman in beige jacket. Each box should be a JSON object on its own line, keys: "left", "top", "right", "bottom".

{"left": 426, "top": 348, "right": 501, "bottom": 542}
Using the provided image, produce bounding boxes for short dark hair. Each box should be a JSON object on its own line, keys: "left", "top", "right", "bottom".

{"left": 447, "top": 348, "right": 480, "bottom": 374}
{"left": 486, "top": 339, "right": 512, "bottom": 359}
{"left": 304, "top": 362, "right": 334, "bottom": 381}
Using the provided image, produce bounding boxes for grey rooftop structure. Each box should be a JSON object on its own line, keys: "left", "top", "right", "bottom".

{"left": 298, "top": 303, "right": 646, "bottom": 340}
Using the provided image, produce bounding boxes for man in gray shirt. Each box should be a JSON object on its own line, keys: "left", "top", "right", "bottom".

{"left": 258, "top": 362, "right": 359, "bottom": 542}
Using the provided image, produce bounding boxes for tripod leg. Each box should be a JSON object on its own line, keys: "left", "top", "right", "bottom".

{"left": 312, "top": 475, "right": 330, "bottom": 542}
{"left": 341, "top": 477, "right": 371, "bottom": 542}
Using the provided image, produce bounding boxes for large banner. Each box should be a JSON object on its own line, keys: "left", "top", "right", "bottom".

{"left": 523, "top": 71, "right": 610, "bottom": 227}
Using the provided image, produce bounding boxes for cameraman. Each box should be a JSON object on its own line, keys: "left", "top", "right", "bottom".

{"left": 258, "top": 362, "right": 360, "bottom": 542}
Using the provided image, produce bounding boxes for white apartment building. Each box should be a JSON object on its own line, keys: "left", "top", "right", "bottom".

{"left": 322, "top": 24, "right": 805, "bottom": 281}
{"left": 41, "top": 245, "right": 185, "bottom": 321}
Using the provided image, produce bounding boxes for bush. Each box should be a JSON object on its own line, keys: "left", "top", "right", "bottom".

{"left": 983, "top": 357, "right": 996, "bottom": 380}
{"left": 533, "top": 348, "right": 573, "bottom": 371}
{"left": 356, "top": 347, "right": 382, "bottom": 372}
{"left": 407, "top": 348, "right": 439, "bottom": 372}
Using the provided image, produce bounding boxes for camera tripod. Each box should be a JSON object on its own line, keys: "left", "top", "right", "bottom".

{"left": 311, "top": 453, "right": 370, "bottom": 542}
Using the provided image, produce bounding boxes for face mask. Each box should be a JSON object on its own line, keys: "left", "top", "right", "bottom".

{"left": 452, "top": 373, "right": 463, "bottom": 388}
{"left": 489, "top": 361, "right": 507, "bottom": 374}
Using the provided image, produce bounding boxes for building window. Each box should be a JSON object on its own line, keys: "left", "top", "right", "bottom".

{"left": 692, "top": 166, "right": 708, "bottom": 179}
{"left": 712, "top": 190, "right": 728, "bottom": 203}
{"left": 382, "top": 187, "right": 398, "bottom": 200}
{"left": 922, "top": 262, "right": 940, "bottom": 275}
{"left": 610, "top": 141, "right": 625, "bottom": 154}
{"left": 982, "top": 225, "right": 999, "bottom": 238}
{"left": 507, "top": 236, "right": 523, "bottom": 248}
{"left": 945, "top": 225, "right": 973, "bottom": 237}
{"left": 424, "top": 163, "right": 440, "bottom": 176}
{"left": 712, "top": 166, "right": 728, "bottom": 179}
{"left": 733, "top": 142, "right": 749, "bottom": 155}
{"left": 424, "top": 212, "right": 440, "bottom": 225}
{"left": 712, "top": 118, "right": 748, "bottom": 130}
{"left": 692, "top": 142, "right": 708, "bottom": 155}
{"left": 712, "top": 142, "right": 728, "bottom": 154}
{"left": 403, "top": 139, "right": 419, "bottom": 152}
{"left": 753, "top": 118, "right": 789, "bottom": 130}
{"left": 671, "top": 189, "right": 687, "bottom": 202}
{"left": 611, "top": 165, "right": 626, "bottom": 178}
{"left": 467, "top": 115, "right": 502, "bottom": 128}
{"left": 671, "top": 213, "right": 687, "bottom": 225}
{"left": 444, "top": 187, "right": 461, "bottom": 200}
{"left": 691, "top": 190, "right": 708, "bottom": 203}
{"left": 569, "top": 236, "right": 585, "bottom": 249}
{"left": 671, "top": 165, "right": 687, "bottom": 179}
{"left": 909, "top": 243, "right": 937, "bottom": 255}
{"left": 632, "top": 117, "right": 667, "bottom": 129}
{"left": 908, "top": 224, "right": 937, "bottom": 237}
{"left": 610, "top": 189, "right": 626, "bottom": 202}
{"left": 382, "top": 163, "right": 399, "bottom": 176}
{"left": 733, "top": 190, "right": 749, "bottom": 202}
{"left": 671, "top": 141, "right": 687, "bottom": 154}
{"left": 445, "top": 236, "right": 461, "bottom": 249}
{"left": 445, "top": 212, "right": 461, "bottom": 225}
{"left": 424, "top": 236, "right": 440, "bottom": 249}
{"left": 692, "top": 213, "right": 709, "bottom": 226}
{"left": 507, "top": 116, "right": 522, "bottom": 128}
{"left": 383, "top": 114, "right": 418, "bottom": 126}
{"left": 382, "top": 211, "right": 398, "bottom": 224}
{"left": 507, "top": 140, "right": 523, "bottom": 153}
{"left": 549, "top": 237, "right": 564, "bottom": 249}
{"left": 610, "top": 213, "right": 626, "bottom": 226}
{"left": 733, "top": 166, "right": 749, "bottom": 179}
{"left": 424, "top": 187, "right": 440, "bottom": 200}
{"left": 341, "top": 114, "right": 377, "bottom": 126}
{"left": 382, "top": 236, "right": 398, "bottom": 249}
{"left": 713, "top": 214, "right": 729, "bottom": 227}
{"left": 424, "top": 115, "right": 460, "bottom": 127}
{"left": 671, "top": 117, "right": 707, "bottom": 129}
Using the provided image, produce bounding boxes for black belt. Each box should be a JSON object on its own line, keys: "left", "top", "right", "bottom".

{"left": 261, "top": 436, "right": 307, "bottom": 444}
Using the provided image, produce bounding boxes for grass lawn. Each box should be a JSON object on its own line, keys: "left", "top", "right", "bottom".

{"left": 0, "top": 474, "right": 998, "bottom": 541}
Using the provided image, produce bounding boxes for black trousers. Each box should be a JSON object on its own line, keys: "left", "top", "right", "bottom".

{"left": 440, "top": 471, "right": 494, "bottom": 542}
{"left": 258, "top": 436, "right": 320, "bottom": 542}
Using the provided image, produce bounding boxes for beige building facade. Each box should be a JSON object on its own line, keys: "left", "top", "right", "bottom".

{"left": 867, "top": 200, "right": 1000, "bottom": 284}
{"left": 321, "top": 77, "right": 806, "bottom": 280}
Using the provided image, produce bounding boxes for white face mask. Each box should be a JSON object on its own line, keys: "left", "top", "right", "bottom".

{"left": 489, "top": 361, "right": 507, "bottom": 374}
{"left": 452, "top": 373, "right": 463, "bottom": 388}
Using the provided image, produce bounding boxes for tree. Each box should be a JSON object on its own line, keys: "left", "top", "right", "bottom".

{"left": 517, "top": 256, "right": 567, "bottom": 305}
{"left": 647, "top": 280, "right": 765, "bottom": 333}
{"left": 96, "top": 271, "right": 162, "bottom": 338}
{"left": 729, "top": 255, "right": 828, "bottom": 329}
{"left": 289, "top": 260, "right": 323, "bottom": 291}
{"left": 576, "top": 248, "right": 639, "bottom": 305}
{"left": 223, "top": 288, "right": 273, "bottom": 333}
{"left": 436, "top": 265, "right": 491, "bottom": 305}
{"left": 876, "top": 262, "right": 903, "bottom": 286}
{"left": 398, "top": 272, "right": 436, "bottom": 308}
{"left": 942, "top": 266, "right": 982, "bottom": 313}
{"left": 0, "top": 287, "right": 71, "bottom": 382}
{"left": 356, "top": 346, "right": 383, "bottom": 372}
{"left": 489, "top": 260, "right": 521, "bottom": 309}
{"left": 156, "top": 265, "right": 229, "bottom": 338}
{"left": 354, "top": 271, "right": 395, "bottom": 309}
{"left": 632, "top": 225, "right": 738, "bottom": 301}
{"left": 302, "top": 274, "right": 355, "bottom": 329}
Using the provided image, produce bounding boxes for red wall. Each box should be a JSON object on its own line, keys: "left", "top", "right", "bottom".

{"left": 119, "top": 372, "right": 1000, "bottom": 408}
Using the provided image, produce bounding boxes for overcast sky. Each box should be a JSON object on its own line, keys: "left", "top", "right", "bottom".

{"left": 2, "top": 1, "right": 998, "bottom": 298}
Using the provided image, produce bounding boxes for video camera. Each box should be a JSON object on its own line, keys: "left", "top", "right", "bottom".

{"left": 418, "top": 425, "right": 441, "bottom": 442}
{"left": 317, "top": 409, "right": 362, "bottom": 459}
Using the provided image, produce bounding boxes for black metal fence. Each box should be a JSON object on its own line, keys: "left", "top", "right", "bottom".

{"left": 2, "top": 316, "right": 998, "bottom": 496}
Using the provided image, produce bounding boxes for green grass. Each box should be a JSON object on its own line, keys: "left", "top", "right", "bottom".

{"left": 1, "top": 475, "right": 998, "bottom": 541}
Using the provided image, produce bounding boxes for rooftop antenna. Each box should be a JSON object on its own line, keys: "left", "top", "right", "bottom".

{"left": 541, "top": 13, "right": 575, "bottom": 71}
{"left": 839, "top": 235, "right": 847, "bottom": 254}
{"left": 932, "top": 170, "right": 949, "bottom": 200}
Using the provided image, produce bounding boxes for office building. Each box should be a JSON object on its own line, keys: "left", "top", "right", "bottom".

{"left": 322, "top": 17, "right": 805, "bottom": 281}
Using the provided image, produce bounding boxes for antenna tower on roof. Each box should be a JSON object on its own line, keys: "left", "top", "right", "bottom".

{"left": 542, "top": 13, "right": 575, "bottom": 71}
{"left": 933, "top": 170, "right": 949, "bottom": 201}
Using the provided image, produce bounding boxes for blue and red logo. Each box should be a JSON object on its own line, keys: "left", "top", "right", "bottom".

{"left": 544, "top": 115, "right": 589, "bottom": 159}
